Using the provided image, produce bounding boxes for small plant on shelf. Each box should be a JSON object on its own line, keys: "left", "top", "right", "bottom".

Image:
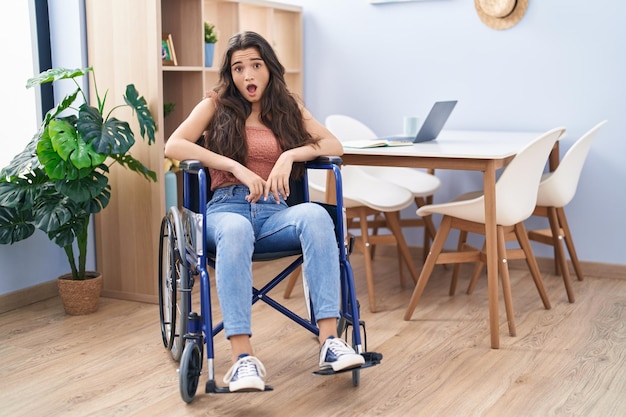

{"left": 164, "top": 101, "right": 176, "bottom": 118}
{"left": 204, "top": 22, "right": 219, "bottom": 67}
{"left": 204, "top": 22, "right": 218, "bottom": 44}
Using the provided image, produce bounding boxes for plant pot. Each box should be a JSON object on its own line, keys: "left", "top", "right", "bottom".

{"left": 57, "top": 271, "right": 103, "bottom": 315}
{"left": 205, "top": 43, "right": 215, "bottom": 67}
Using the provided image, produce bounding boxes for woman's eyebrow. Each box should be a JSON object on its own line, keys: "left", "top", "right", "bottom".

{"left": 231, "top": 56, "right": 263, "bottom": 68}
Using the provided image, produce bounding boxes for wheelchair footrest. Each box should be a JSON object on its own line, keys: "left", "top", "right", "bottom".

{"left": 206, "top": 379, "right": 274, "bottom": 394}
{"left": 312, "top": 351, "right": 383, "bottom": 376}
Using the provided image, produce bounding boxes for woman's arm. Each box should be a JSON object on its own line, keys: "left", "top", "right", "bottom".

{"left": 164, "top": 98, "right": 235, "bottom": 172}
{"left": 265, "top": 106, "right": 343, "bottom": 202}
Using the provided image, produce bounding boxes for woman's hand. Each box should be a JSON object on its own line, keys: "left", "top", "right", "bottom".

{"left": 264, "top": 153, "right": 294, "bottom": 203}
{"left": 232, "top": 164, "right": 267, "bottom": 203}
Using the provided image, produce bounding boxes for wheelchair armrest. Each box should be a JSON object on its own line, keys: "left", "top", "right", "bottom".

{"left": 181, "top": 157, "right": 340, "bottom": 173}
{"left": 305, "top": 156, "right": 343, "bottom": 170}
{"left": 179, "top": 160, "right": 204, "bottom": 174}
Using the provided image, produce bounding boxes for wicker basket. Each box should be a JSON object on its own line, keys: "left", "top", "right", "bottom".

{"left": 57, "top": 272, "right": 103, "bottom": 315}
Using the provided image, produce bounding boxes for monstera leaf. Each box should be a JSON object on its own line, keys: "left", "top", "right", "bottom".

{"left": 0, "top": 206, "right": 36, "bottom": 245}
{"left": 124, "top": 84, "right": 156, "bottom": 144}
{"left": 78, "top": 104, "right": 135, "bottom": 154}
{"left": 26, "top": 67, "right": 92, "bottom": 88}
{"left": 37, "top": 119, "right": 108, "bottom": 181}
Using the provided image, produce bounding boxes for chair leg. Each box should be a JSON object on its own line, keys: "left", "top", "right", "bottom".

{"left": 370, "top": 213, "right": 382, "bottom": 259}
{"left": 497, "top": 226, "right": 516, "bottom": 337}
{"left": 514, "top": 223, "right": 553, "bottom": 308}
{"left": 283, "top": 266, "right": 301, "bottom": 298}
{"left": 557, "top": 207, "right": 585, "bottom": 281}
{"left": 397, "top": 245, "right": 406, "bottom": 289}
{"left": 449, "top": 230, "right": 468, "bottom": 296}
{"left": 384, "top": 211, "right": 421, "bottom": 285}
{"left": 545, "top": 206, "right": 566, "bottom": 277}
{"left": 546, "top": 207, "right": 575, "bottom": 302}
{"left": 356, "top": 207, "right": 378, "bottom": 313}
{"left": 404, "top": 216, "right": 453, "bottom": 320}
{"left": 466, "top": 242, "right": 487, "bottom": 295}
{"left": 416, "top": 196, "right": 437, "bottom": 264}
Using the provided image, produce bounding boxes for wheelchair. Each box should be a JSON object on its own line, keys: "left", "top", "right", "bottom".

{"left": 158, "top": 156, "right": 382, "bottom": 403}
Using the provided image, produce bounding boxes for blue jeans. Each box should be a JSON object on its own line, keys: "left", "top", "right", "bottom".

{"left": 205, "top": 185, "right": 340, "bottom": 338}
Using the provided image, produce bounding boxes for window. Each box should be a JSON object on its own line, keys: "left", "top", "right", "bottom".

{"left": 0, "top": 0, "right": 52, "bottom": 170}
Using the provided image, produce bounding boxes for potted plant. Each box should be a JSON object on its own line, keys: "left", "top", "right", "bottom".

{"left": 0, "top": 67, "right": 156, "bottom": 315}
{"left": 204, "top": 22, "right": 219, "bottom": 67}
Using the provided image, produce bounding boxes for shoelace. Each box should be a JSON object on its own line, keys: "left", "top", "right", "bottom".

{"left": 224, "top": 356, "right": 267, "bottom": 383}
{"left": 326, "top": 338, "right": 355, "bottom": 356}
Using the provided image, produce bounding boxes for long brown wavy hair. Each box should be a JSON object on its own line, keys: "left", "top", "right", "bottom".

{"left": 200, "top": 31, "right": 318, "bottom": 177}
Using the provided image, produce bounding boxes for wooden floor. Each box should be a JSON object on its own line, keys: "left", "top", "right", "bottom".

{"left": 2, "top": 252, "right": 626, "bottom": 417}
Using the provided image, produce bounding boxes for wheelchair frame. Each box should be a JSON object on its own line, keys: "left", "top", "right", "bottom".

{"left": 158, "top": 157, "right": 381, "bottom": 403}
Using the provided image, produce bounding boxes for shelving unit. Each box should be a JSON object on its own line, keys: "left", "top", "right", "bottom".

{"left": 84, "top": 0, "right": 303, "bottom": 303}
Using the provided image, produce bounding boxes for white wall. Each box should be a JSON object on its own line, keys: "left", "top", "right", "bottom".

{"left": 282, "top": 0, "right": 625, "bottom": 266}
{"left": 0, "top": 0, "right": 91, "bottom": 296}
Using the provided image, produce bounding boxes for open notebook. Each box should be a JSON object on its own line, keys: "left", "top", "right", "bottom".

{"left": 342, "top": 139, "right": 413, "bottom": 149}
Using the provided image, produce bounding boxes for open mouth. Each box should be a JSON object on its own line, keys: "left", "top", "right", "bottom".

{"left": 247, "top": 84, "right": 257, "bottom": 94}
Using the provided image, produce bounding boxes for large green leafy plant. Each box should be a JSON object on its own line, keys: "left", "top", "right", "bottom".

{"left": 0, "top": 67, "right": 156, "bottom": 280}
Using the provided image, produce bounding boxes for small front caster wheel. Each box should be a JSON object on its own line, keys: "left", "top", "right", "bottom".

{"left": 179, "top": 342, "right": 202, "bottom": 403}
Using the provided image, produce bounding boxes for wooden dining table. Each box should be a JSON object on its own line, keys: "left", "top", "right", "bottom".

{"left": 337, "top": 129, "right": 545, "bottom": 349}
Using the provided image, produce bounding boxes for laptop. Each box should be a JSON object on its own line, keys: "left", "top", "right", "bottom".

{"left": 383, "top": 100, "right": 458, "bottom": 144}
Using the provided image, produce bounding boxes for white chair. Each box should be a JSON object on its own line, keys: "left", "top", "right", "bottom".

{"left": 324, "top": 115, "right": 442, "bottom": 261}
{"left": 527, "top": 120, "right": 607, "bottom": 295}
{"left": 403, "top": 127, "right": 566, "bottom": 337}
{"left": 302, "top": 166, "right": 419, "bottom": 313}
{"left": 461, "top": 121, "right": 607, "bottom": 304}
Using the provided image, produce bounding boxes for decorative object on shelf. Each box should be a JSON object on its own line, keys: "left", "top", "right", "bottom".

{"left": 162, "top": 33, "right": 178, "bottom": 66}
{"left": 204, "top": 22, "right": 219, "bottom": 67}
{"left": 164, "top": 157, "right": 180, "bottom": 211}
{"left": 163, "top": 102, "right": 176, "bottom": 118}
{"left": 474, "top": 0, "right": 528, "bottom": 30}
{"left": 163, "top": 103, "right": 179, "bottom": 211}
{"left": 0, "top": 67, "right": 157, "bottom": 315}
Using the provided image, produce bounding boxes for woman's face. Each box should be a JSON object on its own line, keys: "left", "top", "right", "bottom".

{"left": 230, "top": 47, "right": 269, "bottom": 109}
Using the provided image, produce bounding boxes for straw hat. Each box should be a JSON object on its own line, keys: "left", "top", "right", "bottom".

{"left": 475, "top": 0, "right": 528, "bottom": 30}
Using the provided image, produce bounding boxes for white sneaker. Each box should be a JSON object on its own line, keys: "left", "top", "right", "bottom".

{"left": 223, "top": 354, "right": 266, "bottom": 392}
{"left": 319, "top": 336, "right": 365, "bottom": 372}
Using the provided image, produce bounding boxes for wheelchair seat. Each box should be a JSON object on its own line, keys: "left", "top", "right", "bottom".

{"left": 158, "top": 156, "right": 382, "bottom": 403}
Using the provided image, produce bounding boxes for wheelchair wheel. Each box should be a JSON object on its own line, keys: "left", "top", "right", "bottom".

{"left": 179, "top": 342, "right": 203, "bottom": 404}
{"left": 158, "top": 209, "right": 189, "bottom": 361}
{"left": 158, "top": 215, "right": 177, "bottom": 350}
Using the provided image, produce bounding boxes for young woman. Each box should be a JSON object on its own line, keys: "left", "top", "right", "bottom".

{"left": 164, "top": 31, "right": 364, "bottom": 392}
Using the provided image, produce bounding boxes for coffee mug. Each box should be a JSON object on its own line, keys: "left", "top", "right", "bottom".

{"left": 403, "top": 116, "right": 420, "bottom": 137}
